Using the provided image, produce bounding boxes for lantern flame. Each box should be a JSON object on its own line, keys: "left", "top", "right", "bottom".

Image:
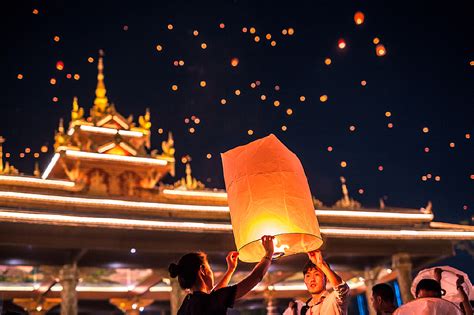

{"left": 273, "top": 238, "right": 289, "bottom": 258}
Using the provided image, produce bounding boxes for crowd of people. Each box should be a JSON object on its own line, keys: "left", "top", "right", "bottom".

{"left": 169, "top": 235, "right": 473, "bottom": 315}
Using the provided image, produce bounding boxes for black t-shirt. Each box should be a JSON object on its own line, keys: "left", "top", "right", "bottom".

{"left": 177, "top": 285, "right": 237, "bottom": 315}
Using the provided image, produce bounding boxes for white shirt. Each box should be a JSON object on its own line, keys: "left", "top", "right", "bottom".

{"left": 283, "top": 282, "right": 350, "bottom": 315}
{"left": 393, "top": 297, "right": 463, "bottom": 315}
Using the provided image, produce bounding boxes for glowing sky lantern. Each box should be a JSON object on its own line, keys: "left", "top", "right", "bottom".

{"left": 231, "top": 58, "right": 239, "bottom": 67}
{"left": 221, "top": 134, "right": 323, "bottom": 262}
{"left": 56, "top": 61, "right": 64, "bottom": 71}
{"left": 338, "top": 39, "right": 346, "bottom": 49}
{"left": 376, "top": 44, "right": 387, "bottom": 56}
{"left": 354, "top": 11, "right": 365, "bottom": 25}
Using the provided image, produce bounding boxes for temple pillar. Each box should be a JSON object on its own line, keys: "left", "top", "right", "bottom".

{"left": 392, "top": 253, "right": 413, "bottom": 303}
{"left": 13, "top": 298, "right": 61, "bottom": 315}
{"left": 364, "top": 269, "right": 378, "bottom": 315}
{"left": 170, "top": 277, "right": 187, "bottom": 315}
{"left": 264, "top": 289, "right": 279, "bottom": 315}
{"left": 59, "top": 264, "right": 79, "bottom": 315}
{"left": 110, "top": 298, "right": 154, "bottom": 314}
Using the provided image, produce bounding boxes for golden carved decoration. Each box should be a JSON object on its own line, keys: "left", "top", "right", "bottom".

{"left": 174, "top": 163, "right": 204, "bottom": 190}
{"left": 71, "top": 97, "right": 84, "bottom": 122}
{"left": 91, "top": 51, "right": 109, "bottom": 119}
{"left": 54, "top": 119, "right": 69, "bottom": 151}
{"left": 138, "top": 108, "right": 152, "bottom": 130}
{"left": 140, "top": 169, "right": 161, "bottom": 189}
{"left": 161, "top": 132, "right": 175, "bottom": 157}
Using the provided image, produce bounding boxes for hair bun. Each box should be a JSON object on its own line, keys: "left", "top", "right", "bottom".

{"left": 169, "top": 263, "right": 180, "bottom": 278}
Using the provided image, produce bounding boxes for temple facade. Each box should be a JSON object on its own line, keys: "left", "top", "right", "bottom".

{"left": 0, "top": 55, "right": 473, "bottom": 315}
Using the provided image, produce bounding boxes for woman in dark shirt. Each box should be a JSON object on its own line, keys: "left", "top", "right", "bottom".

{"left": 169, "top": 235, "right": 275, "bottom": 315}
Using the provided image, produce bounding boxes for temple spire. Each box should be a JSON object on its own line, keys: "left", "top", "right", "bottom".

{"left": 0, "top": 136, "right": 5, "bottom": 173}
{"left": 93, "top": 50, "right": 108, "bottom": 113}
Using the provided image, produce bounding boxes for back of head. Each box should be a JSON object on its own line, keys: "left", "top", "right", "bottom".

{"left": 372, "top": 283, "right": 395, "bottom": 304}
{"left": 169, "top": 252, "right": 207, "bottom": 290}
{"left": 416, "top": 279, "right": 443, "bottom": 298}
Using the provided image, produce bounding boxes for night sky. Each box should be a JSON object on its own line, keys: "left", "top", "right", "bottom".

{"left": 1, "top": 1, "right": 473, "bottom": 273}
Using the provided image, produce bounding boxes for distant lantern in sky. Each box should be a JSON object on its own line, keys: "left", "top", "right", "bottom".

{"left": 206, "top": 153, "right": 212, "bottom": 159}
{"left": 320, "top": 95, "right": 328, "bottom": 102}
{"left": 235, "top": 89, "right": 241, "bottom": 96}
{"left": 53, "top": 36, "right": 60, "bottom": 42}
{"left": 349, "top": 125, "right": 356, "bottom": 132}
{"left": 219, "top": 23, "right": 225, "bottom": 29}
{"left": 466, "top": 133, "right": 471, "bottom": 139}
{"left": 387, "top": 123, "right": 394, "bottom": 129}
{"left": 470, "top": 174, "right": 474, "bottom": 180}
{"left": 167, "top": 24, "right": 173, "bottom": 30}
{"left": 32, "top": 9, "right": 39, "bottom": 15}
{"left": 17, "top": 74, "right": 23, "bottom": 80}
{"left": 171, "top": 84, "right": 178, "bottom": 91}
{"left": 231, "top": 58, "right": 239, "bottom": 67}
{"left": 52, "top": 97, "right": 58, "bottom": 102}
{"left": 288, "top": 28, "right": 295, "bottom": 35}
{"left": 325, "top": 58, "right": 332, "bottom": 65}
{"left": 449, "top": 142, "right": 455, "bottom": 148}
{"left": 193, "top": 30, "right": 199, "bottom": 36}
{"left": 385, "top": 111, "right": 392, "bottom": 117}
{"left": 281, "top": 125, "right": 287, "bottom": 131}
{"left": 221, "top": 134, "right": 323, "bottom": 262}
{"left": 273, "top": 100, "right": 280, "bottom": 107}
{"left": 361, "top": 80, "right": 367, "bottom": 86}
{"left": 56, "top": 61, "right": 64, "bottom": 71}
{"left": 376, "top": 44, "right": 387, "bottom": 56}
{"left": 250, "top": 82, "right": 256, "bottom": 88}
{"left": 261, "top": 95, "right": 267, "bottom": 101}
{"left": 424, "top": 147, "right": 430, "bottom": 153}
{"left": 254, "top": 36, "right": 260, "bottom": 42}
{"left": 247, "top": 129, "right": 254, "bottom": 135}
{"left": 220, "top": 98, "right": 227, "bottom": 105}
{"left": 200, "top": 80, "right": 207, "bottom": 87}
{"left": 378, "top": 165, "right": 384, "bottom": 171}
{"left": 327, "top": 146, "right": 333, "bottom": 152}
{"left": 271, "top": 40, "right": 277, "bottom": 46}
{"left": 286, "top": 108, "right": 293, "bottom": 115}
{"left": 282, "top": 29, "right": 288, "bottom": 35}
{"left": 358, "top": 189, "right": 364, "bottom": 194}
{"left": 340, "top": 161, "right": 347, "bottom": 168}
{"left": 156, "top": 45, "right": 163, "bottom": 51}
{"left": 338, "top": 39, "right": 346, "bottom": 49}
{"left": 373, "top": 37, "right": 380, "bottom": 44}
{"left": 40, "top": 146, "right": 48, "bottom": 153}
{"left": 87, "top": 57, "right": 94, "bottom": 63}
{"left": 299, "top": 96, "right": 306, "bottom": 102}
{"left": 354, "top": 11, "right": 365, "bottom": 25}
{"left": 422, "top": 127, "right": 429, "bottom": 133}
{"left": 50, "top": 78, "right": 56, "bottom": 85}
{"left": 242, "top": 27, "right": 248, "bottom": 33}
{"left": 266, "top": 33, "right": 272, "bottom": 40}
{"left": 201, "top": 43, "right": 207, "bottom": 49}
{"left": 249, "top": 27, "right": 256, "bottom": 34}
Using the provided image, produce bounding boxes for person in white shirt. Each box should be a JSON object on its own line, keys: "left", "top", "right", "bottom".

{"left": 283, "top": 250, "right": 350, "bottom": 315}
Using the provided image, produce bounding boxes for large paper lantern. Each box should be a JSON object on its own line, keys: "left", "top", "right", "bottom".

{"left": 221, "top": 134, "right": 322, "bottom": 262}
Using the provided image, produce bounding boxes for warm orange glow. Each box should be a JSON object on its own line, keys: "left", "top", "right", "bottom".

{"left": 288, "top": 28, "right": 295, "bottom": 35}
{"left": 376, "top": 44, "right": 386, "bottom": 56}
{"left": 220, "top": 98, "right": 227, "bottom": 105}
{"left": 25, "top": 148, "right": 31, "bottom": 154}
{"left": 219, "top": 23, "right": 225, "bottom": 29}
{"left": 66, "top": 73, "right": 72, "bottom": 79}
{"left": 206, "top": 153, "right": 212, "bottom": 159}
{"left": 194, "top": 118, "right": 201, "bottom": 124}
{"left": 5, "top": 153, "right": 10, "bottom": 158}
{"left": 273, "top": 100, "right": 280, "bottom": 107}
{"left": 358, "top": 189, "right": 364, "bottom": 194}
{"left": 254, "top": 36, "right": 260, "bottom": 42}
{"left": 270, "top": 40, "right": 277, "bottom": 47}
{"left": 299, "top": 96, "right": 306, "bottom": 102}
{"left": 247, "top": 129, "right": 254, "bottom": 135}
{"left": 282, "top": 29, "right": 288, "bottom": 35}
{"left": 50, "top": 78, "right": 57, "bottom": 85}
{"left": 167, "top": 24, "right": 173, "bottom": 30}
{"left": 465, "top": 133, "right": 471, "bottom": 139}
{"left": 156, "top": 45, "right": 163, "bottom": 51}
{"left": 427, "top": 174, "right": 432, "bottom": 179}
{"left": 435, "top": 176, "right": 441, "bottom": 182}
{"left": 179, "top": 60, "right": 184, "bottom": 66}
{"left": 53, "top": 36, "right": 60, "bottom": 42}
{"left": 74, "top": 74, "right": 80, "bottom": 80}
{"left": 250, "top": 82, "right": 256, "bottom": 88}
{"left": 341, "top": 161, "right": 347, "bottom": 168}
{"left": 19, "top": 153, "right": 25, "bottom": 158}
{"left": 281, "top": 125, "right": 287, "bottom": 131}
{"left": 349, "top": 125, "right": 356, "bottom": 132}
{"left": 235, "top": 89, "right": 241, "bottom": 96}
{"left": 88, "top": 57, "right": 94, "bottom": 63}
{"left": 320, "top": 95, "right": 328, "bottom": 102}
{"left": 470, "top": 61, "right": 474, "bottom": 66}
{"left": 52, "top": 97, "right": 58, "bottom": 102}
{"left": 171, "top": 85, "right": 178, "bottom": 91}
{"left": 354, "top": 11, "right": 365, "bottom": 25}
{"left": 325, "top": 58, "right": 332, "bottom": 65}
{"left": 265, "top": 34, "right": 271, "bottom": 40}
{"left": 41, "top": 146, "right": 48, "bottom": 153}
{"left": 327, "top": 146, "right": 333, "bottom": 152}
{"left": 201, "top": 43, "right": 207, "bottom": 49}
{"left": 56, "top": 61, "right": 64, "bottom": 71}
{"left": 32, "top": 9, "right": 39, "bottom": 15}
{"left": 470, "top": 174, "right": 474, "bottom": 180}
{"left": 249, "top": 27, "right": 256, "bottom": 34}
{"left": 158, "top": 128, "right": 163, "bottom": 134}
{"left": 385, "top": 111, "right": 392, "bottom": 117}
{"left": 286, "top": 108, "right": 293, "bottom": 115}
{"left": 373, "top": 37, "right": 380, "bottom": 45}
{"left": 387, "top": 123, "right": 394, "bottom": 129}
{"left": 361, "top": 80, "right": 367, "bottom": 86}
{"left": 338, "top": 39, "right": 346, "bottom": 49}
{"left": 173, "top": 60, "right": 179, "bottom": 66}
{"left": 449, "top": 142, "right": 455, "bottom": 148}
{"left": 422, "top": 127, "right": 429, "bottom": 133}
{"left": 200, "top": 80, "right": 207, "bottom": 87}
{"left": 231, "top": 58, "right": 239, "bottom": 67}
{"left": 17, "top": 74, "right": 23, "bottom": 80}
{"left": 189, "top": 127, "right": 195, "bottom": 134}
{"left": 222, "top": 134, "right": 322, "bottom": 262}
{"left": 242, "top": 27, "right": 248, "bottom": 33}
{"left": 422, "top": 176, "right": 427, "bottom": 181}
{"left": 193, "top": 30, "right": 199, "bottom": 36}
{"left": 260, "top": 95, "right": 267, "bottom": 101}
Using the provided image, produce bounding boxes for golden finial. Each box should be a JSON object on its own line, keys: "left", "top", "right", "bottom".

{"left": 93, "top": 50, "right": 108, "bottom": 114}
{"left": 379, "top": 198, "right": 385, "bottom": 210}
{"left": 161, "top": 132, "right": 175, "bottom": 157}
{"left": 0, "top": 136, "right": 5, "bottom": 173}
{"left": 174, "top": 162, "right": 204, "bottom": 190}
{"left": 71, "top": 97, "right": 84, "bottom": 121}
{"left": 333, "top": 176, "right": 361, "bottom": 209}
{"left": 138, "top": 108, "right": 152, "bottom": 130}
{"left": 33, "top": 162, "right": 40, "bottom": 177}
{"left": 421, "top": 201, "right": 432, "bottom": 214}
{"left": 54, "top": 119, "right": 67, "bottom": 151}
